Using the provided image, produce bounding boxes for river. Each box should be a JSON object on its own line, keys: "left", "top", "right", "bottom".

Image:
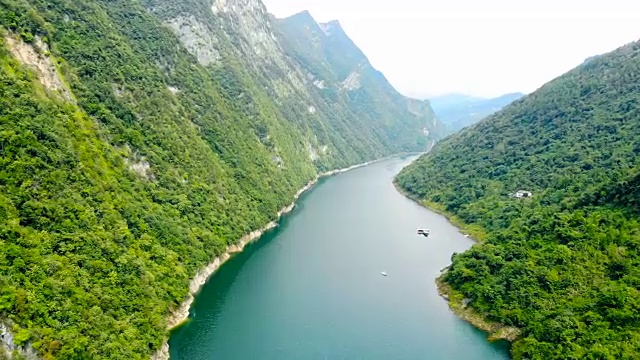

{"left": 169, "top": 156, "right": 510, "bottom": 359}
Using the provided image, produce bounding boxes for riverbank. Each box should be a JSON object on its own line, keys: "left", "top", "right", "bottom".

{"left": 436, "top": 273, "right": 520, "bottom": 342}
{"left": 392, "top": 183, "right": 520, "bottom": 344}
{"left": 153, "top": 154, "right": 422, "bottom": 360}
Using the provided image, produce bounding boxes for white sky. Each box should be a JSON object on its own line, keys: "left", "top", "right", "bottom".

{"left": 263, "top": 0, "right": 640, "bottom": 98}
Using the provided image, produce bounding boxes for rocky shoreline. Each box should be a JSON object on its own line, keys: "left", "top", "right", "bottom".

{"left": 436, "top": 274, "right": 520, "bottom": 342}
{"left": 152, "top": 155, "right": 415, "bottom": 360}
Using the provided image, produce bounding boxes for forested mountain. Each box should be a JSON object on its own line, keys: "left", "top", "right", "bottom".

{"left": 430, "top": 92, "right": 524, "bottom": 134}
{"left": 396, "top": 40, "right": 640, "bottom": 359}
{"left": 0, "top": 0, "right": 441, "bottom": 358}
{"left": 276, "top": 11, "right": 445, "bottom": 149}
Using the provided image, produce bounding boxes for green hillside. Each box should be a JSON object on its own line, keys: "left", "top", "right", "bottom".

{"left": 276, "top": 11, "right": 444, "bottom": 151}
{"left": 0, "top": 0, "right": 440, "bottom": 358}
{"left": 396, "top": 40, "right": 640, "bottom": 359}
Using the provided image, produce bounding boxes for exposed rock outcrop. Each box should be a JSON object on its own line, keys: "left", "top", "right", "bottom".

{"left": 1, "top": 323, "right": 39, "bottom": 360}
{"left": 4, "top": 35, "right": 73, "bottom": 101}
{"left": 166, "top": 16, "right": 221, "bottom": 66}
{"left": 342, "top": 70, "right": 361, "bottom": 91}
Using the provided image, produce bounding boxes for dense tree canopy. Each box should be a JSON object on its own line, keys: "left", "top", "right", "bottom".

{"left": 0, "top": 0, "right": 440, "bottom": 358}
{"left": 276, "top": 11, "right": 445, "bottom": 148}
{"left": 396, "top": 41, "right": 640, "bottom": 359}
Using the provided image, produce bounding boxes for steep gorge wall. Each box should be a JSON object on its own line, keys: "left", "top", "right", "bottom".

{"left": 0, "top": 0, "right": 440, "bottom": 358}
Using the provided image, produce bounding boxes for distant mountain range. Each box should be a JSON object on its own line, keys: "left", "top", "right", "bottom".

{"left": 429, "top": 92, "right": 525, "bottom": 134}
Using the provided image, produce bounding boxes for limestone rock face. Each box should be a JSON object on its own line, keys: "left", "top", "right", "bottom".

{"left": 4, "top": 35, "right": 73, "bottom": 101}
{"left": 0, "top": 0, "right": 445, "bottom": 359}
{"left": 1, "top": 323, "right": 38, "bottom": 360}
{"left": 166, "top": 16, "right": 221, "bottom": 66}
{"left": 277, "top": 11, "right": 446, "bottom": 149}
{"left": 144, "top": 0, "right": 444, "bottom": 162}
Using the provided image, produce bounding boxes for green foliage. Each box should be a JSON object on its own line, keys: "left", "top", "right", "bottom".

{"left": 12, "top": 328, "right": 29, "bottom": 347}
{"left": 0, "top": 0, "right": 436, "bottom": 358}
{"left": 276, "top": 11, "right": 445, "bottom": 151}
{"left": 396, "top": 41, "right": 640, "bottom": 358}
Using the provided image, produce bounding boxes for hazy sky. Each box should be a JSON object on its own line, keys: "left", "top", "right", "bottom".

{"left": 262, "top": 0, "right": 640, "bottom": 98}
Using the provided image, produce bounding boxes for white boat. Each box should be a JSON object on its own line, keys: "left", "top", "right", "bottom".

{"left": 417, "top": 228, "right": 430, "bottom": 237}
{"left": 381, "top": 271, "right": 388, "bottom": 277}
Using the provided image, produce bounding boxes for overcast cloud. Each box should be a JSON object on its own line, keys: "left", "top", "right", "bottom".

{"left": 263, "top": 0, "right": 640, "bottom": 98}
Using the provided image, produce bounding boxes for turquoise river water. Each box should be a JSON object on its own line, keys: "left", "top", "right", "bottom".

{"left": 169, "top": 156, "right": 510, "bottom": 359}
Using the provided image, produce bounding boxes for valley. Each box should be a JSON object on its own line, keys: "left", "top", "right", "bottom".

{"left": 0, "top": 0, "right": 638, "bottom": 359}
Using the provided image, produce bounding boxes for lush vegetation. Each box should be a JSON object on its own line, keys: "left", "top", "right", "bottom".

{"left": 0, "top": 0, "right": 440, "bottom": 358}
{"left": 276, "top": 11, "right": 445, "bottom": 149}
{"left": 396, "top": 41, "right": 640, "bottom": 359}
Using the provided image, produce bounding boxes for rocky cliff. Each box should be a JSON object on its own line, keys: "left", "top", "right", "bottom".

{"left": 0, "top": 0, "right": 441, "bottom": 359}
{"left": 277, "top": 11, "right": 445, "bottom": 150}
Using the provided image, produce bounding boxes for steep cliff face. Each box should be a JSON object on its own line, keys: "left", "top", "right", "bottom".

{"left": 147, "top": 0, "right": 303, "bottom": 86}
{"left": 144, "top": 0, "right": 442, "bottom": 169}
{"left": 277, "top": 11, "right": 445, "bottom": 150}
{"left": 0, "top": 0, "right": 440, "bottom": 359}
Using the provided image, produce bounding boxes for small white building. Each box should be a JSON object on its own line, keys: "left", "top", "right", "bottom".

{"left": 514, "top": 190, "right": 533, "bottom": 198}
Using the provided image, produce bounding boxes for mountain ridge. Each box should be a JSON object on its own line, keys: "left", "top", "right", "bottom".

{"left": 276, "top": 10, "right": 444, "bottom": 147}
{"left": 430, "top": 92, "right": 525, "bottom": 134}
{"left": 395, "top": 39, "right": 640, "bottom": 359}
{"left": 0, "top": 0, "right": 441, "bottom": 358}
